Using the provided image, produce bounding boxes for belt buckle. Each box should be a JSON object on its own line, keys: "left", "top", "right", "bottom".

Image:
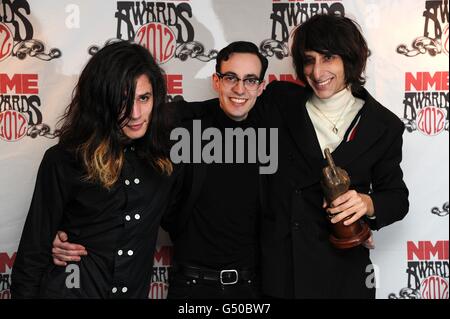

{"left": 220, "top": 269, "right": 238, "bottom": 285}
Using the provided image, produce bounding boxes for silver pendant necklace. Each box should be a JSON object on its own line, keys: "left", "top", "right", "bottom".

{"left": 311, "top": 102, "right": 349, "bottom": 135}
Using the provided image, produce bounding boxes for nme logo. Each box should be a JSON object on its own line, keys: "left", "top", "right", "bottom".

{"left": 403, "top": 71, "right": 449, "bottom": 136}
{"left": 408, "top": 241, "right": 449, "bottom": 260}
{"left": 136, "top": 22, "right": 176, "bottom": 64}
{"left": 407, "top": 241, "right": 449, "bottom": 299}
{"left": 0, "top": 23, "right": 13, "bottom": 62}
{"left": 149, "top": 245, "right": 172, "bottom": 299}
{"left": 0, "top": 73, "right": 39, "bottom": 142}
{"left": 0, "top": 252, "right": 16, "bottom": 299}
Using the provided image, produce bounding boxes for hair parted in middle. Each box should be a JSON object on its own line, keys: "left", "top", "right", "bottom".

{"left": 57, "top": 40, "right": 173, "bottom": 189}
{"left": 291, "top": 13, "right": 370, "bottom": 93}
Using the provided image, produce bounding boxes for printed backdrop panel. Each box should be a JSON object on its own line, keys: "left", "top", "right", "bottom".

{"left": 0, "top": 0, "right": 448, "bottom": 299}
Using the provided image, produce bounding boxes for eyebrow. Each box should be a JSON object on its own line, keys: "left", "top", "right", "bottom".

{"left": 135, "top": 91, "right": 152, "bottom": 97}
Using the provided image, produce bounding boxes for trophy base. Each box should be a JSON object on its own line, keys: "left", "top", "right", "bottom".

{"left": 329, "top": 222, "right": 372, "bottom": 249}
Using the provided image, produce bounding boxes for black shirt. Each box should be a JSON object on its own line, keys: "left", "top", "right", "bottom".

{"left": 173, "top": 103, "right": 260, "bottom": 270}
{"left": 11, "top": 143, "right": 181, "bottom": 298}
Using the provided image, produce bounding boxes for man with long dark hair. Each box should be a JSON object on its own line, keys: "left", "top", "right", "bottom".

{"left": 257, "top": 13, "right": 409, "bottom": 298}
{"left": 11, "top": 41, "right": 181, "bottom": 298}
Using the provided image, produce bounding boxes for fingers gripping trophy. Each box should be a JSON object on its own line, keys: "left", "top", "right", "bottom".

{"left": 321, "top": 148, "right": 371, "bottom": 249}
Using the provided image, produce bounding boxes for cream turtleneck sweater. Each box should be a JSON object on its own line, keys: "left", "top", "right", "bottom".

{"left": 306, "top": 88, "right": 364, "bottom": 156}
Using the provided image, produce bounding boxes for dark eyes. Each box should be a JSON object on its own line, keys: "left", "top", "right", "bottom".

{"left": 138, "top": 94, "right": 152, "bottom": 102}
{"left": 223, "top": 74, "right": 260, "bottom": 85}
{"left": 304, "top": 54, "right": 335, "bottom": 65}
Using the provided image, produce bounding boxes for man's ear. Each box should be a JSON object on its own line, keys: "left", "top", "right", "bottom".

{"left": 257, "top": 80, "right": 266, "bottom": 97}
{"left": 212, "top": 73, "right": 220, "bottom": 93}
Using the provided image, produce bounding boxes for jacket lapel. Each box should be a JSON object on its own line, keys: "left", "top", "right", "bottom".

{"left": 331, "top": 89, "right": 386, "bottom": 168}
{"left": 278, "top": 87, "right": 387, "bottom": 182}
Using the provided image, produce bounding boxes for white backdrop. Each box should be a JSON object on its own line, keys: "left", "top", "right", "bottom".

{"left": 0, "top": 0, "right": 448, "bottom": 299}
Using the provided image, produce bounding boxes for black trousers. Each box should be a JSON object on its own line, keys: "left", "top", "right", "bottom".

{"left": 167, "top": 271, "right": 261, "bottom": 299}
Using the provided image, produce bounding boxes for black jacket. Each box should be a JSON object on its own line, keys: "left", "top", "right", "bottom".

{"left": 256, "top": 81, "right": 409, "bottom": 298}
{"left": 11, "top": 144, "right": 181, "bottom": 298}
{"left": 162, "top": 98, "right": 263, "bottom": 240}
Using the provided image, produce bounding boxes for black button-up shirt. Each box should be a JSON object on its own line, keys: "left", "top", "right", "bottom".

{"left": 11, "top": 143, "right": 181, "bottom": 298}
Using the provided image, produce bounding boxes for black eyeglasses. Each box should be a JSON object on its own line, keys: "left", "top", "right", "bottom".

{"left": 216, "top": 72, "right": 262, "bottom": 91}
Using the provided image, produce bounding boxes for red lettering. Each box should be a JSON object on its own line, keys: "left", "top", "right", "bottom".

{"left": 149, "top": 282, "right": 168, "bottom": 299}
{"left": 417, "top": 107, "right": 446, "bottom": 136}
{"left": 153, "top": 246, "right": 172, "bottom": 265}
{"left": 421, "top": 276, "right": 449, "bottom": 299}
{"left": 0, "top": 23, "right": 13, "bottom": 61}
{"left": 0, "top": 110, "right": 28, "bottom": 141}
{"left": 0, "top": 74, "right": 39, "bottom": 94}
{"left": 408, "top": 241, "right": 449, "bottom": 260}
{"left": 165, "top": 74, "right": 183, "bottom": 95}
{"left": 405, "top": 72, "right": 449, "bottom": 91}
{"left": 136, "top": 23, "right": 176, "bottom": 64}
{"left": 0, "top": 252, "right": 15, "bottom": 273}
{"left": 164, "top": 28, "right": 175, "bottom": 61}
{"left": 21, "top": 74, "right": 38, "bottom": 94}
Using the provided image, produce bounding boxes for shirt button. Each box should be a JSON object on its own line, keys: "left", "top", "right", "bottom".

{"left": 127, "top": 250, "right": 134, "bottom": 256}
{"left": 122, "top": 287, "right": 128, "bottom": 293}
{"left": 134, "top": 214, "right": 140, "bottom": 220}
{"left": 130, "top": 146, "right": 135, "bottom": 151}
{"left": 118, "top": 250, "right": 123, "bottom": 256}
{"left": 112, "top": 287, "right": 117, "bottom": 293}
{"left": 125, "top": 180, "right": 130, "bottom": 186}
{"left": 292, "top": 222, "right": 301, "bottom": 230}
{"left": 125, "top": 215, "right": 131, "bottom": 221}
{"left": 134, "top": 178, "right": 140, "bottom": 184}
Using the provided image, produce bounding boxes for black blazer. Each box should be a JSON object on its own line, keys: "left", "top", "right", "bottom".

{"left": 256, "top": 81, "right": 409, "bottom": 298}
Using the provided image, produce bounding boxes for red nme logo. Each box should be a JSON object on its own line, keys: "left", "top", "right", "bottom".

{"left": 0, "top": 110, "right": 28, "bottom": 142}
{"left": 417, "top": 106, "right": 446, "bottom": 136}
{"left": 136, "top": 22, "right": 176, "bottom": 64}
{"left": 0, "top": 23, "right": 13, "bottom": 62}
{"left": 421, "top": 275, "right": 449, "bottom": 299}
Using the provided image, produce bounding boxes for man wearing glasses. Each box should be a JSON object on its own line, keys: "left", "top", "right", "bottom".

{"left": 162, "top": 41, "right": 267, "bottom": 299}
{"left": 51, "top": 41, "right": 268, "bottom": 299}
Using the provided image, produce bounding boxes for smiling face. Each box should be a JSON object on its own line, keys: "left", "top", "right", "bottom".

{"left": 303, "top": 50, "right": 346, "bottom": 99}
{"left": 121, "top": 74, "right": 153, "bottom": 140}
{"left": 212, "top": 53, "right": 265, "bottom": 121}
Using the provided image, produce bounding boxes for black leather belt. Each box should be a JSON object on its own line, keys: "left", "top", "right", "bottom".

{"left": 173, "top": 264, "right": 255, "bottom": 285}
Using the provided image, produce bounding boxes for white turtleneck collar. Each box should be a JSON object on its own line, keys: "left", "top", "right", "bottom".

{"left": 306, "top": 87, "right": 364, "bottom": 156}
{"left": 309, "top": 87, "right": 355, "bottom": 118}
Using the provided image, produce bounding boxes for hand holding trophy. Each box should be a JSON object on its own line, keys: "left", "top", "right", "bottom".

{"left": 321, "top": 148, "right": 371, "bottom": 249}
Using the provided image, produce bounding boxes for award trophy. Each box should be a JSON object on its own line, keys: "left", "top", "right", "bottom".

{"left": 321, "top": 148, "right": 371, "bottom": 249}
